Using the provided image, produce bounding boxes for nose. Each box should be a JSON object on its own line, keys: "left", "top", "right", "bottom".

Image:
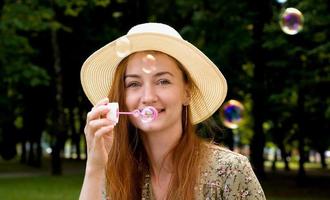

{"left": 141, "top": 84, "right": 158, "bottom": 105}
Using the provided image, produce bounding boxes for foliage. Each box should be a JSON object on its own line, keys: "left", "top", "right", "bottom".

{"left": 0, "top": 0, "right": 329, "bottom": 174}
{"left": 0, "top": 1, "right": 53, "bottom": 107}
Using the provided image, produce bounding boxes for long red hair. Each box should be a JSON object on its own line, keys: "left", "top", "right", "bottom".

{"left": 106, "top": 51, "right": 205, "bottom": 199}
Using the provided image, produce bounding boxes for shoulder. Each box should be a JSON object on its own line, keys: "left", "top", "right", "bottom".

{"left": 202, "top": 143, "right": 249, "bottom": 168}
{"left": 197, "top": 143, "right": 266, "bottom": 199}
{"left": 199, "top": 142, "right": 255, "bottom": 184}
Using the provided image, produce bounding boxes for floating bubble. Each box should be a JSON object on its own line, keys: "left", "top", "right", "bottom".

{"left": 279, "top": 7, "right": 304, "bottom": 35}
{"left": 141, "top": 54, "right": 157, "bottom": 74}
{"left": 276, "top": 0, "right": 287, "bottom": 4}
{"left": 220, "top": 100, "right": 244, "bottom": 129}
{"left": 115, "top": 36, "right": 131, "bottom": 58}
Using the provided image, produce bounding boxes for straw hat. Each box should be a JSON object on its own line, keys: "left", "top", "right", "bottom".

{"left": 81, "top": 23, "right": 227, "bottom": 124}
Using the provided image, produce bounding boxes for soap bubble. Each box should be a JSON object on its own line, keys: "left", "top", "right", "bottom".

{"left": 220, "top": 100, "right": 244, "bottom": 129}
{"left": 115, "top": 36, "right": 131, "bottom": 58}
{"left": 276, "top": 0, "right": 287, "bottom": 4}
{"left": 141, "top": 54, "right": 157, "bottom": 74}
{"left": 140, "top": 106, "right": 158, "bottom": 123}
{"left": 280, "top": 7, "right": 304, "bottom": 35}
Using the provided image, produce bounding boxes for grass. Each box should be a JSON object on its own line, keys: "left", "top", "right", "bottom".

{"left": 262, "top": 159, "right": 330, "bottom": 200}
{"left": 262, "top": 169, "right": 330, "bottom": 200}
{"left": 0, "top": 157, "right": 84, "bottom": 200}
{"left": 0, "top": 174, "right": 83, "bottom": 200}
{"left": 1, "top": 158, "right": 330, "bottom": 200}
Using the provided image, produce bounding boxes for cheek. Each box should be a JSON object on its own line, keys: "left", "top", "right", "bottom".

{"left": 125, "top": 91, "right": 139, "bottom": 110}
{"left": 159, "top": 90, "right": 184, "bottom": 105}
{"left": 169, "top": 86, "right": 187, "bottom": 101}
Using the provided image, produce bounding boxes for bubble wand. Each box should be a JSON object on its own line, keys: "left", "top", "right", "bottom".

{"left": 106, "top": 103, "right": 158, "bottom": 124}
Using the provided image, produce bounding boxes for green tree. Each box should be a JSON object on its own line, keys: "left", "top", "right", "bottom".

{"left": 263, "top": 0, "right": 330, "bottom": 178}
{"left": 0, "top": 1, "right": 52, "bottom": 162}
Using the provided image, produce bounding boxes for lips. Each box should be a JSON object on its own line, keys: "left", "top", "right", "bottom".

{"left": 158, "top": 108, "right": 165, "bottom": 113}
{"left": 138, "top": 107, "right": 165, "bottom": 115}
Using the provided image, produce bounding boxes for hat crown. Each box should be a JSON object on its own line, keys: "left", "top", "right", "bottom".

{"left": 127, "top": 23, "right": 182, "bottom": 39}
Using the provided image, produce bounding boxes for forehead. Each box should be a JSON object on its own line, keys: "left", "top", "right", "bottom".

{"left": 125, "top": 51, "right": 183, "bottom": 75}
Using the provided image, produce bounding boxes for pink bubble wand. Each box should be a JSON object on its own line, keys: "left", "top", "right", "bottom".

{"left": 119, "top": 106, "right": 158, "bottom": 123}
{"left": 107, "top": 103, "right": 158, "bottom": 124}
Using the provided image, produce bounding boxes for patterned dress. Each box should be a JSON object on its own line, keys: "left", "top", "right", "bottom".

{"left": 105, "top": 144, "right": 266, "bottom": 200}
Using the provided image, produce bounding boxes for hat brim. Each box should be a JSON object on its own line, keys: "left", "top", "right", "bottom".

{"left": 81, "top": 33, "right": 227, "bottom": 124}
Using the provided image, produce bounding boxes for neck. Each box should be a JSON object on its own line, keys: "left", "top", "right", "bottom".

{"left": 141, "top": 125, "right": 182, "bottom": 176}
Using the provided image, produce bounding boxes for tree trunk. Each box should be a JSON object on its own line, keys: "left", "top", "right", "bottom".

{"left": 297, "top": 88, "right": 306, "bottom": 181}
{"left": 50, "top": 27, "right": 66, "bottom": 175}
{"left": 249, "top": 0, "right": 272, "bottom": 178}
{"left": 27, "top": 141, "right": 35, "bottom": 166}
{"left": 319, "top": 149, "right": 327, "bottom": 169}
{"left": 20, "top": 140, "right": 27, "bottom": 164}
{"left": 279, "top": 142, "right": 290, "bottom": 171}
{"left": 70, "top": 108, "right": 81, "bottom": 160}
{"left": 271, "top": 147, "right": 277, "bottom": 171}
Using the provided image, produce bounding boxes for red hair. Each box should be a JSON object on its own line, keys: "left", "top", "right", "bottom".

{"left": 106, "top": 51, "right": 205, "bottom": 199}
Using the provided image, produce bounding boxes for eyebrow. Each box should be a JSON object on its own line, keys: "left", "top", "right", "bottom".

{"left": 124, "top": 71, "right": 174, "bottom": 80}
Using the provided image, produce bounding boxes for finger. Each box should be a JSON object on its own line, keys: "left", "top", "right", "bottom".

{"left": 86, "top": 105, "right": 110, "bottom": 122}
{"left": 86, "top": 124, "right": 114, "bottom": 152}
{"left": 88, "top": 118, "right": 115, "bottom": 132}
{"left": 92, "top": 98, "right": 109, "bottom": 110}
{"left": 94, "top": 125, "right": 114, "bottom": 140}
{"left": 84, "top": 118, "right": 113, "bottom": 145}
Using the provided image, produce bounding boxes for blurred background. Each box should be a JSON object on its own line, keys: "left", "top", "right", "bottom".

{"left": 0, "top": 0, "right": 329, "bottom": 199}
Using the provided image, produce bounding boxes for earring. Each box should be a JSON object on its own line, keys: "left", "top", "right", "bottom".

{"left": 183, "top": 105, "right": 188, "bottom": 130}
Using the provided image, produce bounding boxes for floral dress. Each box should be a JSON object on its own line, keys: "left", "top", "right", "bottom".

{"left": 104, "top": 144, "right": 266, "bottom": 200}
{"left": 141, "top": 144, "right": 266, "bottom": 200}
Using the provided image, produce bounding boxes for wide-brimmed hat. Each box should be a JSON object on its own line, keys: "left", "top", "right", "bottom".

{"left": 81, "top": 23, "right": 227, "bottom": 124}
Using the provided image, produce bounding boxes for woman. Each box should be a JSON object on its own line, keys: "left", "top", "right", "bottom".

{"left": 79, "top": 23, "right": 266, "bottom": 200}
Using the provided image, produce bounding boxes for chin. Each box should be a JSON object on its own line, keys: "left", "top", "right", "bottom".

{"left": 137, "top": 123, "right": 160, "bottom": 133}
{"left": 136, "top": 120, "right": 169, "bottom": 134}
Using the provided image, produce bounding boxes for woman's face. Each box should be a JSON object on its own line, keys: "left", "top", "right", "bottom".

{"left": 124, "top": 52, "right": 189, "bottom": 134}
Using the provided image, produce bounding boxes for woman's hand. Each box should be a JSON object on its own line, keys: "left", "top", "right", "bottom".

{"left": 84, "top": 97, "right": 115, "bottom": 172}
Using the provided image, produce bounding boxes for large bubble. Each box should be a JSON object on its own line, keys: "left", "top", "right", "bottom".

{"left": 279, "top": 7, "right": 304, "bottom": 35}
{"left": 276, "top": 0, "right": 287, "bottom": 4}
{"left": 220, "top": 100, "right": 244, "bottom": 129}
{"left": 141, "top": 54, "right": 157, "bottom": 74}
{"left": 115, "top": 36, "right": 132, "bottom": 58}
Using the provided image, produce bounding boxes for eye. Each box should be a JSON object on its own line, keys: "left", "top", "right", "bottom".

{"left": 126, "top": 81, "right": 141, "bottom": 88}
{"left": 157, "top": 79, "right": 171, "bottom": 85}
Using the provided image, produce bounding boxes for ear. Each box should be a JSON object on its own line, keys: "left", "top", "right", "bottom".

{"left": 183, "top": 85, "right": 191, "bottom": 106}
